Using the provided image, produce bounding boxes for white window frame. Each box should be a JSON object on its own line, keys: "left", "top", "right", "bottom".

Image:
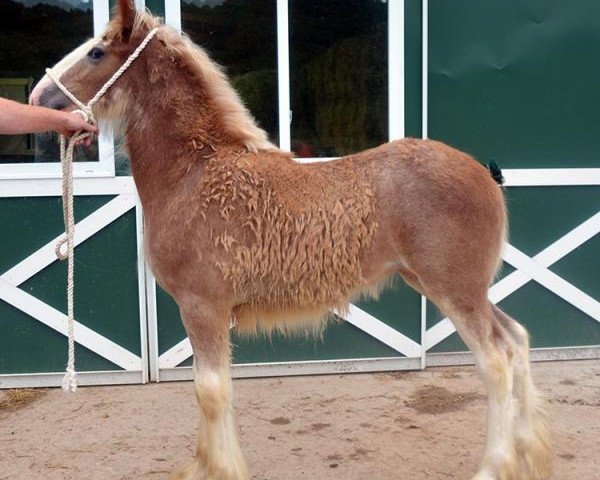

{"left": 0, "top": 0, "right": 116, "bottom": 180}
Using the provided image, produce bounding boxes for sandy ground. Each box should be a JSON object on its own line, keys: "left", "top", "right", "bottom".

{"left": 0, "top": 360, "right": 598, "bottom": 480}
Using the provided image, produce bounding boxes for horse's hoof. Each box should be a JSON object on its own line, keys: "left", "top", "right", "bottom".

{"left": 169, "top": 461, "right": 207, "bottom": 480}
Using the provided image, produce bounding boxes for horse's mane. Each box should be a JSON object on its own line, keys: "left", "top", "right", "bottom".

{"left": 110, "top": 10, "right": 276, "bottom": 152}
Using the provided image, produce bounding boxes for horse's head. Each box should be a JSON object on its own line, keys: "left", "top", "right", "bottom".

{"left": 31, "top": 0, "right": 160, "bottom": 121}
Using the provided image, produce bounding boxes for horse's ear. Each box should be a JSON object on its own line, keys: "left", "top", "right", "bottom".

{"left": 116, "top": 0, "right": 137, "bottom": 42}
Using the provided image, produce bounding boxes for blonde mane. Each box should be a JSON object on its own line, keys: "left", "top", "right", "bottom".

{"left": 120, "top": 10, "right": 275, "bottom": 152}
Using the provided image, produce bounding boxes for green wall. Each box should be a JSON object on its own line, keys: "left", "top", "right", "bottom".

{"left": 426, "top": 0, "right": 600, "bottom": 351}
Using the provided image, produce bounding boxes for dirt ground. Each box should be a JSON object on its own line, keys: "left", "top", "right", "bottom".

{"left": 0, "top": 360, "right": 598, "bottom": 480}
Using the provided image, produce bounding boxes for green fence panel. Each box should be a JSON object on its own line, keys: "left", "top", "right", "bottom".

{"left": 0, "top": 197, "right": 140, "bottom": 374}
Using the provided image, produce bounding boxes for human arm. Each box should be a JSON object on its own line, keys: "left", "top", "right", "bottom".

{"left": 0, "top": 97, "right": 96, "bottom": 137}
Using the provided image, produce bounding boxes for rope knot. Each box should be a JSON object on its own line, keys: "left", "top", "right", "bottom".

{"left": 72, "top": 107, "right": 95, "bottom": 126}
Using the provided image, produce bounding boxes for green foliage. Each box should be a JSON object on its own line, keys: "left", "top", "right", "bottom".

{"left": 303, "top": 33, "right": 387, "bottom": 155}
{"left": 231, "top": 68, "right": 278, "bottom": 139}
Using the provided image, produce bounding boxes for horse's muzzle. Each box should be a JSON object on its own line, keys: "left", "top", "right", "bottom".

{"left": 30, "top": 76, "right": 72, "bottom": 111}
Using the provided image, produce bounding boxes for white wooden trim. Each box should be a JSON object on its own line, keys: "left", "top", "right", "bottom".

{"left": 0, "top": 161, "right": 114, "bottom": 180}
{"left": 145, "top": 271, "right": 160, "bottom": 381}
{"left": 424, "top": 317, "right": 455, "bottom": 352}
{"left": 0, "top": 370, "right": 143, "bottom": 389}
{"left": 424, "top": 211, "right": 600, "bottom": 350}
{"left": 0, "top": 279, "right": 142, "bottom": 371}
{"left": 388, "top": 0, "right": 405, "bottom": 140}
{"left": 420, "top": 295, "right": 427, "bottom": 369}
{"left": 158, "top": 346, "right": 600, "bottom": 382}
{"left": 421, "top": 0, "right": 428, "bottom": 139}
{"left": 503, "top": 168, "right": 600, "bottom": 186}
{"left": 0, "top": 176, "right": 135, "bottom": 197}
{"left": 135, "top": 197, "right": 149, "bottom": 383}
{"left": 165, "top": 0, "right": 182, "bottom": 32}
{"left": 91, "top": 3, "right": 117, "bottom": 178}
{"left": 276, "top": 0, "right": 291, "bottom": 152}
{"left": 94, "top": 0, "right": 110, "bottom": 35}
{"left": 290, "top": 164, "right": 600, "bottom": 188}
{"left": 426, "top": 346, "right": 600, "bottom": 368}
{"left": 97, "top": 123, "right": 116, "bottom": 177}
{"left": 1, "top": 194, "right": 136, "bottom": 286}
{"left": 161, "top": 357, "right": 423, "bottom": 382}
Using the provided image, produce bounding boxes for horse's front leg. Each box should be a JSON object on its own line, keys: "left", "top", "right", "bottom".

{"left": 171, "top": 299, "right": 248, "bottom": 480}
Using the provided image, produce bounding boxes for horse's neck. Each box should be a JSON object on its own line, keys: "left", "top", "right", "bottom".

{"left": 123, "top": 86, "right": 235, "bottom": 209}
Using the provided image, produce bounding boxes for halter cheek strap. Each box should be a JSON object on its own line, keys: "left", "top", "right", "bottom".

{"left": 45, "top": 27, "right": 160, "bottom": 125}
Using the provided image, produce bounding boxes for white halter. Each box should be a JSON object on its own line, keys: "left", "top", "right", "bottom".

{"left": 45, "top": 27, "right": 159, "bottom": 392}
{"left": 45, "top": 27, "right": 160, "bottom": 125}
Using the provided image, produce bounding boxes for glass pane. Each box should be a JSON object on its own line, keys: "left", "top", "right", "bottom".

{"left": 181, "top": 0, "right": 279, "bottom": 144}
{"left": 0, "top": 1, "right": 97, "bottom": 164}
{"left": 290, "top": 0, "right": 388, "bottom": 158}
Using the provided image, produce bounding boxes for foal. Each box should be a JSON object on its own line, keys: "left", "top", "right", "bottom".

{"left": 32, "top": 2, "right": 551, "bottom": 479}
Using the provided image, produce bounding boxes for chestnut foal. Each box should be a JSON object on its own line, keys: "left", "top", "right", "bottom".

{"left": 32, "top": 2, "right": 551, "bottom": 479}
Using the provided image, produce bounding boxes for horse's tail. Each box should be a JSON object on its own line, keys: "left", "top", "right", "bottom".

{"left": 487, "top": 160, "right": 505, "bottom": 186}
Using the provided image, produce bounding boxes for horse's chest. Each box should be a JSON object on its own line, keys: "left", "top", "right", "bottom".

{"left": 143, "top": 213, "right": 211, "bottom": 291}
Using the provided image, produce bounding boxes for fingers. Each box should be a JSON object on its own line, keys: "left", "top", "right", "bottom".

{"left": 57, "top": 128, "right": 95, "bottom": 147}
{"left": 58, "top": 113, "right": 97, "bottom": 141}
{"left": 63, "top": 111, "right": 97, "bottom": 134}
{"left": 80, "top": 121, "right": 97, "bottom": 133}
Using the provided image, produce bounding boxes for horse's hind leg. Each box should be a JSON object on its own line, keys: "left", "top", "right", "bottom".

{"left": 439, "top": 297, "right": 551, "bottom": 480}
{"left": 491, "top": 305, "right": 552, "bottom": 478}
{"left": 170, "top": 300, "right": 248, "bottom": 480}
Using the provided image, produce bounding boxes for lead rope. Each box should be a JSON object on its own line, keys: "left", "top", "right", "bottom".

{"left": 46, "top": 27, "right": 160, "bottom": 392}
{"left": 54, "top": 117, "right": 93, "bottom": 392}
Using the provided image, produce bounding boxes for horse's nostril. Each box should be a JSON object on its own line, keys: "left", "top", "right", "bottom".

{"left": 38, "top": 86, "right": 71, "bottom": 110}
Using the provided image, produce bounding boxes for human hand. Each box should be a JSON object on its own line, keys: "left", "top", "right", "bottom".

{"left": 57, "top": 111, "right": 97, "bottom": 146}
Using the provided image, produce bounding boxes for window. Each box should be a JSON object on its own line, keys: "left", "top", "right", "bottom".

{"left": 169, "top": 0, "right": 402, "bottom": 161}
{"left": 290, "top": 0, "right": 388, "bottom": 158}
{"left": 0, "top": 0, "right": 115, "bottom": 178}
{"left": 181, "top": 0, "right": 279, "bottom": 143}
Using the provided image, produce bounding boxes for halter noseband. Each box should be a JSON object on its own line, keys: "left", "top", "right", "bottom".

{"left": 45, "top": 27, "right": 160, "bottom": 125}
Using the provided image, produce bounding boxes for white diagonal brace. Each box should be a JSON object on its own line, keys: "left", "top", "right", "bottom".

{"left": 0, "top": 278, "right": 141, "bottom": 371}
{"left": 424, "top": 211, "right": 600, "bottom": 350}
{"left": 502, "top": 244, "right": 600, "bottom": 321}
{"left": 1, "top": 193, "right": 136, "bottom": 286}
{"left": 342, "top": 304, "right": 423, "bottom": 358}
{"left": 159, "top": 337, "right": 192, "bottom": 369}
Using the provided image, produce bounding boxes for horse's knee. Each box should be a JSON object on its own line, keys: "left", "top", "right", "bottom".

{"left": 194, "top": 369, "right": 230, "bottom": 421}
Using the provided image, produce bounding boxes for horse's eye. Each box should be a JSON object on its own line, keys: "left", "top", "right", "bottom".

{"left": 87, "top": 47, "right": 105, "bottom": 61}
